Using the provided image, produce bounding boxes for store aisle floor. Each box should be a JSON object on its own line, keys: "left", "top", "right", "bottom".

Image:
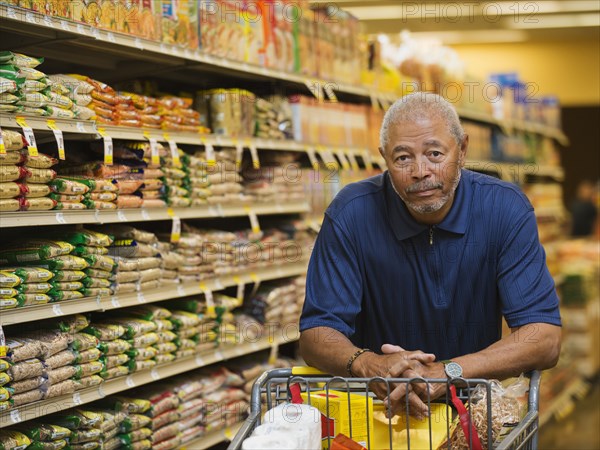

{"left": 538, "top": 380, "right": 600, "bottom": 449}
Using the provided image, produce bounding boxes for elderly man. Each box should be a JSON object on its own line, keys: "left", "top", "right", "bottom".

{"left": 299, "top": 92, "right": 561, "bottom": 418}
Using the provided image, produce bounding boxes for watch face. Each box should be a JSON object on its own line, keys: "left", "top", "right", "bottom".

{"left": 445, "top": 362, "right": 463, "bottom": 378}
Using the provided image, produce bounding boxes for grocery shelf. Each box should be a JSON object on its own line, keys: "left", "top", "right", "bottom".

{"left": 465, "top": 160, "right": 564, "bottom": 184}
{"left": 183, "top": 422, "right": 244, "bottom": 450}
{"left": 0, "top": 330, "right": 300, "bottom": 427}
{"left": 539, "top": 375, "right": 591, "bottom": 427}
{"left": 0, "top": 259, "right": 309, "bottom": 326}
{"left": 0, "top": 115, "right": 97, "bottom": 137}
{"left": 0, "top": 201, "right": 310, "bottom": 228}
{"left": 0, "top": 4, "right": 391, "bottom": 103}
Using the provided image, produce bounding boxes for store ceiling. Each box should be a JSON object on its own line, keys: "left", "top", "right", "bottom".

{"left": 310, "top": 0, "right": 600, "bottom": 44}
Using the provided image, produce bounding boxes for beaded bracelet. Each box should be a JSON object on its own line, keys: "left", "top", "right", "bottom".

{"left": 346, "top": 348, "right": 372, "bottom": 377}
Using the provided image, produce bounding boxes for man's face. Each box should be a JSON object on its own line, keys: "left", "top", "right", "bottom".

{"left": 380, "top": 116, "right": 467, "bottom": 221}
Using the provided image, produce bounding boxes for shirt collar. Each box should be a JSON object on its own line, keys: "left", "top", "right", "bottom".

{"left": 384, "top": 169, "right": 471, "bottom": 241}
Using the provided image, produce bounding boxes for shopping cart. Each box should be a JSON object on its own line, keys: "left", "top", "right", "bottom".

{"left": 228, "top": 367, "right": 541, "bottom": 450}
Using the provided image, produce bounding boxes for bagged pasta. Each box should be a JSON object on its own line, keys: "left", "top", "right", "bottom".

{"left": 52, "top": 270, "right": 85, "bottom": 282}
{"left": 0, "top": 182, "right": 25, "bottom": 199}
{"left": 0, "top": 430, "right": 31, "bottom": 450}
{"left": 19, "top": 197, "right": 57, "bottom": 211}
{"left": 23, "top": 184, "right": 52, "bottom": 198}
{"left": 0, "top": 198, "right": 20, "bottom": 211}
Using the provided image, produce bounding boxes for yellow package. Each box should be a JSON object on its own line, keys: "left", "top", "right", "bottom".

{"left": 301, "top": 390, "right": 373, "bottom": 449}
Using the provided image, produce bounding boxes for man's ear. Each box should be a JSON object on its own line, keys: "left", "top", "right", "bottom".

{"left": 459, "top": 134, "right": 469, "bottom": 167}
{"left": 378, "top": 147, "right": 385, "bottom": 159}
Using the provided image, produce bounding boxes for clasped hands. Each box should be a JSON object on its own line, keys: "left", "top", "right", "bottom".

{"left": 351, "top": 344, "right": 447, "bottom": 420}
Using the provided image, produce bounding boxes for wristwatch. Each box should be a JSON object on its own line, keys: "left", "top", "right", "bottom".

{"left": 441, "top": 360, "right": 463, "bottom": 379}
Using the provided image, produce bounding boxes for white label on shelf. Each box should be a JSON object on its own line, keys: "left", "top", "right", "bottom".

{"left": 136, "top": 292, "right": 145, "bottom": 304}
{"left": 51, "top": 129, "right": 66, "bottom": 160}
{"left": 203, "top": 289, "right": 214, "bottom": 308}
{"left": 208, "top": 206, "right": 219, "bottom": 217}
{"left": 93, "top": 209, "right": 101, "bottom": 223}
{"left": 160, "top": 43, "right": 167, "bottom": 53}
{"left": 268, "top": 343, "right": 278, "bottom": 365}
{"left": 25, "top": 11, "right": 35, "bottom": 23}
{"left": 141, "top": 208, "right": 150, "bottom": 221}
{"left": 0, "top": 125, "right": 5, "bottom": 154}
{"left": 275, "top": 203, "right": 284, "bottom": 213}
{"left": 204, "top": 142, "right": 216, "bottom": 164}
{"left": 76, "top": 23, "right": 86, "bottom": 35}
{"left": 106, "top": 32, "right": 116, "bottom": 43}
{"left": 117, "top": 210, "right": 127, "bottom": 222}
{"left": 236, "top": 283, "right": 245, "bottom": 302}
{"left": 55, "top": 212, "right": 66, "bottom": 224}
{"left": 306, "top": 147, "right": 319, "bottom": 170}
{"left": 213, "top": 278, "right": 224, "bottom": 290}
{"left": 215, "top": 350, "right": 224, "bottom": 360}
{"left": 22, "top": 127, "right": 38, "bottom": 156}
{"left": 91, "top": 27, "right": 100, "bottom": 39}
{"left": 76, "top": 121, "right": 86, "bottom": 133}
{"left": 10, "top": 409, "right": 21, "bottom": 424}
{"left": 150, "top": 368, "right": 160, "bottom": 381}
{"left": 147, "top": 138, "right": 159, "bottom": 166}
{"left": 60, "top": 20, "right": 69, "bottom": 31}
{"left": 43, "top": 15, "right": 53, "bottom": 27}
{"left": 134, "top": 37, "right": 144, "bottom": 50}
{"left": 72, "top": 392, "right": 82, "bottom": 405}
{"left": 126, "top": 376, "right": 136, "bottom": 388}
{"left": 215, "top": 135, "right": 222, "bottom": 145}
{"left": 249, "top": 144, "right": 260, "bottom": 169}
{"left": 250, "top": 342, "right": 260, "bottom": 351}
{"left": 111, "top": 297, "right": 121, "bottom": 308}
{"left": 176, "top": 285, "right": 185, "bottom": 297}
{"left": 172, "top": 45, "right": 182, "bottom": 57}
{"left": 52, "top": 304, "right": 65, "bottom": 316}
{"left": 97, "top": 385, "right": 106, "bottom": 398}
{"left": 246, "top": 208, "right": 260, "bottom": 234}
{"left": 170, "top": 216, "right": 181, "bottom": 243}
{"left": 195, "top": 355, "right": 205, "bottom": 367}
{"left": 6, "top": 6, "right": 17, "bottom": 19}
{"left": 184, "top": 48, "right": 192, "bottom": 59}
{"left": 168, "top": 140, "right": 180, "bottom": 167}
{"left": 235, "top": 142, "right": 243, "bottom": 168}
{"left": 276, "top": 267, "right": 285, "bottom": 277}
{"left": 103, "top": 135, "right": 113, "bottom": 165}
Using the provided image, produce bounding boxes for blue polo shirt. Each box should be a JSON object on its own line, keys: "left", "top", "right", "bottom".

{"left": 300, "top": 170, "right": 561, "bottom": 360}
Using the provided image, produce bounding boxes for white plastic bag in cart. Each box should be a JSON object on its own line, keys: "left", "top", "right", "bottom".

{"left": 242, "top": 403, "right": 321, "bottom": 449}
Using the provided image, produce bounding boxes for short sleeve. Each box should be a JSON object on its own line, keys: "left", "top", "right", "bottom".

{"left": 299, "top": 214, "right": 363, "bottom": 337}
{"left": 497, "top": 209, "right": 562, "bottom": 328}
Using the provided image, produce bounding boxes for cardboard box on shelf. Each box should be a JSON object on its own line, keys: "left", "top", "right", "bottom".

{"left": 161, "top": 0, "right": 199, "bottom": 49}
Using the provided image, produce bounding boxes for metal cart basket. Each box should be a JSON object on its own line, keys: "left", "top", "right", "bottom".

{"left": 228, "top": 367, "right": 541, "bottom": 450}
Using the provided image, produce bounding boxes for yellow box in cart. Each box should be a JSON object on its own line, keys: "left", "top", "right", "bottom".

{"left": 301, "top": 390, "right": 374, "bottom": 449}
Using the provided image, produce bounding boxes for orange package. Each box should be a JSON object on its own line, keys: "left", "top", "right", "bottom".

{"left": 330, "top": 434, "right": 367, "bottom": 450}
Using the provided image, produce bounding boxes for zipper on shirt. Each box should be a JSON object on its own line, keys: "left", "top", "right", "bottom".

{"left": 429, "top": 226, "right": 434, "bottom": 245}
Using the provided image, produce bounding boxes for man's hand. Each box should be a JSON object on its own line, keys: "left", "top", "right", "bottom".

{"left": 380, "top": 344, "right": 447, "bottom": 417}
{"left": 352, "top": 347, "right": 435, "bottom": 419}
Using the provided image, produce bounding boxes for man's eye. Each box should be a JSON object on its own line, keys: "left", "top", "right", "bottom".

{"left": 430, "top": 151, "right": 442, "bottom": 158}
{"left": 397, "top": 155, "right": 409, "bottom": 162}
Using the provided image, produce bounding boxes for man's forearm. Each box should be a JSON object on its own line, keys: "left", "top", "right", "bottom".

{"left": 452, "top": 323, "right": 561, "bottom": 380}
{"left": 299, "top": 327, "right": 362, "bottom": 376}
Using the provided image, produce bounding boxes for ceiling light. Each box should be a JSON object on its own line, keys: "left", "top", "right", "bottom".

{"left": 506, "top": 12, "right": 600, "bottom": 28}
{"left": 407, "top": 30, "right": 529, "bottom": 44}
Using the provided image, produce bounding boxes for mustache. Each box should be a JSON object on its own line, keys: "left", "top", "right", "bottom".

{"left": 405, "top": 181, "right": 443, "bottom": 193}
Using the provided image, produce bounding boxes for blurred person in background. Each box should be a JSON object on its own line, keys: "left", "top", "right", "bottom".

{"left": 570, "top": 180, "right": 598, "bottom": 237}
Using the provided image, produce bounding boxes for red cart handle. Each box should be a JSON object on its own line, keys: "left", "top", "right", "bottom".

{"left": 449, "top": 385, "right": 483, "bottom": 450}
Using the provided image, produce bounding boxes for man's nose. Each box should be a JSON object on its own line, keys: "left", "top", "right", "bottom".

{"left": 411, "top": 157, "right": 433, "bottom": 180}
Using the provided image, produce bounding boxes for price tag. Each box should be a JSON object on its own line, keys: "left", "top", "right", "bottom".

{"left": 55, "top": 212, "right": 67, "bottom": 224}
{"left": 362, "top": 151, "right": 374, "bottom": 171}
{"left": 47, "top": 120, "right": 66, "bottom": 160}
{"left": 126, "top": 376, "right": 136, "bottom": 388}
{"left": 208, "top": 206, "right": 219, "bottom": 217}
{"left": 236, "top": 282, "right": 245, "bottom": 302}
{"left": 171, "top": 45, "right": 182, "bottom": 57}
{"left": 60, "top": 20, "right": 70, "bottom": 31}
{"left": 324, "top": 84, "right": 338, "bottom": 102}
{"left": 97, "top": 385, "right": 106, "bottom": 398}
{"left": 250, "top": 273, "right": 260, "bottom": 284}
{"left": 370, "top": 92, "right": 381, "bottom": 112}
{"left": 165, "top": 137, "right": 181, "bottom": 167}
{"left": 52, "top": 304, "right": 65, "bottom": 316}
{"left": 117, "top": 210, "right": 127, "bottom": 222}
{"left": 0, "top": 125, "right": 6, "bottom": 154}
{"left": 305, "top": 79, "right": 324, "bottom": 102}
{"left": 137, "top": 292, "right": 146, "bottom": 304}
{"left": 91, "top": 27, "right": 100, "bottom": 39}
{"left": 202, "top": 287, "right": 215, "bottom": 309}
{"left": 213, "top": 278, "right": 224, "bottom": 290}
{"left": 224, "top": 427, "right": 234, "bottom": 440}
{"left": 203, "top": 139, "right": 216, "bottom": 165}
{"left": 347, "top": 152, "right": 360, "bottom": 171}
{"left": 106, "top": 32, "right": 116, "bottom": 43}
{"left": 16, "top": 117, "right": 38, "bottom": 156}
{"left": 150, "top": 368, "right": 160, "bottom": 380}
{"left": 195, "top": 355, "right": 205, "bottom": 367}
{"left": 97, "top": 128, "right": 113, "bottom": 165}
{"left": 76, "top": 121, "right": 86, "bottom": 133}
{"left": 170, "top": 216, "right": 181, "bottom": 244}
{"left": 244, "top": 207, "right": 261, "bottom": 234}
{"left": 249, "top": 143, "right": 260, "bottom": 169}
{"left": 250, "top": 341, "right": 260, "bottom": 351}
{"left": 76, "top": 23, "right": 87, "bottom": 35}
{"left": 72, "top": 392, "right": 82, "bottom": 405}
{"left": 25, "top": 11, "right": 36, "bottom": 23}
{"left": 160, "top": 42, "right": 167, "bottom": 53}
{"left": 268, "top": 342, "right": 278, "bottom": 365}
{"left": 147, "top": 135, "right": 160, "bottom": 166}
{"left": 184, "top": 48, "right": 192, "bottom": 59}
{"left": 335, "top": 150, "right": 350, "bottom": 170}
{"left": 306, "top": 147, "right": 320, "bottom": 170}
{"left": 6, "top": 6, "right": 17, "bottom": 19}
{"left": 43, "top": 15, "right": 53, "bottom": 27}
{"left": 176, "top": 285, "right": 185, "bottom": 297}
{"left": 141, "top": 209, "right": 150, "bottom": 221}
{"left": 235, "top": 142, "right": 244, "bottom": 169}
{"left": 10, "top": 409, "right": 22, "bottom": 424}
{"left": 93, "top": 210, "right": 101, "bottom": 223}
{"left": 111, "top": 297, "right": 121, "bottom": 308}
{"left": 134, "top": 37, "right": 144, "bottom": 50}
{"left": 215, "top": 349, "right": 224, "bottom": 360}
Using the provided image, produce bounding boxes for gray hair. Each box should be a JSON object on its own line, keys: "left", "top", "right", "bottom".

{"left": 379, "top": 92, "right": 465, "bottom": 151}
